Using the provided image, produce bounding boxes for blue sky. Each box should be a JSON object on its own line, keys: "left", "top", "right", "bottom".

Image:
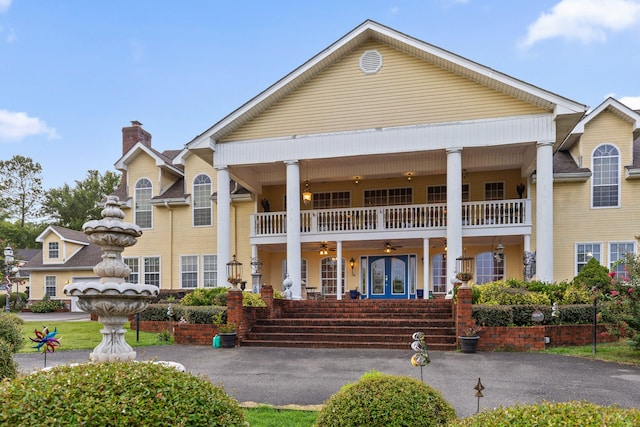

{"left": 1, "top": 0, "right": 640, "bottom": 190}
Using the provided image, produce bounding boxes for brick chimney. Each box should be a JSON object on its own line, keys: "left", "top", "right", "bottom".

{"left": 122, "top": 120, "right": 152, "bottom": 155}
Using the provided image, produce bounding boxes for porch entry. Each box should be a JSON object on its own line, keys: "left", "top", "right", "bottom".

{"left": 367, "top": 255, "right": 416, "bottom": 299}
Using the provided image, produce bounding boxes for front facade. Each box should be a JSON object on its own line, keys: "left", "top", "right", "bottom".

{"left": 107, "top": 21, "right": 639, "bottom": 301}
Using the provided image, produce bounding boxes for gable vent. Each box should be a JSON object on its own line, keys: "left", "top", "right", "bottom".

{"left": 359, "top": 50, "right": 383, "bottom": 75}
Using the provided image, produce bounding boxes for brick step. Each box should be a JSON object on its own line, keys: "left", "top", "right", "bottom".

{"left": 256, "top": 318, "right": 454, "bottom": 328}
{"left": 279, "top": 311, "right": 452, "bottom": 319}
{"left": 244, "top": 331, "right": 456, "bottom": 345}
{"left": 249, "top": 324, "right": 454, "bottom": 336}
{"left": 240, "top": 339, "right": 457, "bottom": 351}
{"left": 284, "top": 301, "right": 452, "bottom": 310}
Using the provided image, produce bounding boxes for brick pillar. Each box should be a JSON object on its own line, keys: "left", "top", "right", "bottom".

{"left": 261, "top": 284, "right": 274, "bottom": 317}
{"left": 456, "top": 286, "right": 475, "bottom": 346}
{"left": 226, "top": 288, "right": 244, "bottom": 341}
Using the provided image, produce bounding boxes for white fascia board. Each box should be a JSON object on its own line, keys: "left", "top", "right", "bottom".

{"left": 114, "top": 142, "right": 183, "bottom": 176}
{"left": 215, "top": 114, "right": 555, "bottom": 166}
{"left": 572, "top": 97, "right": 640, "bottom": 135}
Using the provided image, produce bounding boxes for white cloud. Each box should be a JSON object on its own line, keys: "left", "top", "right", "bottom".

{"left": 520, "top": 0, "right": 640, "bottom": 48}
{"left": 0, "top": 0, "right": 12, "bottom": 14}
{"left": 0, "top": 110, "right": 59, "bottom": 141}
{"left": 619, "top": 96, "right": 640, "bottom": 109}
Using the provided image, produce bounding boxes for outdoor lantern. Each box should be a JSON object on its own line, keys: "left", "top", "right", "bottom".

{"left": 4, "top": 245, "right": 13, "bottom": 265}
{"left": 349, "top": 257, "right": 356, "bottom": 276}
{"left": 226, "top": 254, "right": 243, "bottom": 288}
{"left": 302, "top": 181, "right": 312, "bottom": 205}
{"left": 455, "top": 252, "right": 474, "bottom": 283}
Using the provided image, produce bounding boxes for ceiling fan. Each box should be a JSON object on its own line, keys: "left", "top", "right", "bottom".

{"left": 383, "top": 242, "right": 402, "bottom": 253}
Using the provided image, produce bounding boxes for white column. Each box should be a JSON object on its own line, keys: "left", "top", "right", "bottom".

{"left": 216, "top": 166, "right": 231, "bottom": 287}
{"left": 423, "top": 238, "right": 430, "bottom": 299}
{"left": 336, "top": 241, "right": 343, "bottom": 300}
{"left": 446, "top": 148, "right": 463, "bottom": 293}
{"left": 285, "top": 160, "right": 302, "bottom": 299}
{"left": 536, "top": 141, "right": 554, "bottom": 282}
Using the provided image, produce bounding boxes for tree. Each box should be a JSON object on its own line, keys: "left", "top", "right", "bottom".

{"left": 0, "top": 155, "right": 44, "bottom": 227}
{"left": 42, "top": 170, "right": 121, "bottom": 230}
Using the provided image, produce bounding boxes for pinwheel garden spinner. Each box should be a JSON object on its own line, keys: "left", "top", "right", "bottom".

{"left": 30, "top": 326, "right": 61, "bottom": 367}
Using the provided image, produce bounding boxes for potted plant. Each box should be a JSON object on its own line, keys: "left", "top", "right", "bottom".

{"left": 456, "top": 271, "right": 473, "bottom": 282}
{"left": 458, "top": 323, "right": 482, "bottom": 353}
{"left": 218, "top": 322, "right": 237, "bottom": 348}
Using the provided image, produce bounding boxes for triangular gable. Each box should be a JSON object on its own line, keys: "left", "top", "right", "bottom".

{"left": 114, "top": 141, "right": 184, "bottom": 176}
{"left": 188, "top": 19, "right": 585, "bottom": 150}
{"left": 36, "top": 225, "right": 89, "bottom": 246}
{"left": 567, "top": 97, "right": 640, "bottom": 138}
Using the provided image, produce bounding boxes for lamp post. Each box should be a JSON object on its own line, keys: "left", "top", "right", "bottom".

{"left": 4, "top": 245, "right": 14, "bottom": 313}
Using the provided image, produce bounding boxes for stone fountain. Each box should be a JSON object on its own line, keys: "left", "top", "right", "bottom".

{"left": 64, "top": 195, "right": 159, "bottom": 361}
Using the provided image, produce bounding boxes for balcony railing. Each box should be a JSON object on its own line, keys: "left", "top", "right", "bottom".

{"left": 250, "top": 199, "right": 530, "bottom": 237}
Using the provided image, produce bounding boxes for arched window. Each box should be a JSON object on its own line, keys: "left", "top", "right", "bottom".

{"left": 321, "top": 257, "right": 346, "bottom": 295}
{"left": 135, "top": 178, "right": 152, "bottom": 228}
{"left": 431, "top": 254, "right": 447, "bottom": 293}
{"left": 592, "top": 144, "right": 620, "bottom": 208}
{"left": 475, "top": 252, "right": 504, "bottom": 284}
{"left": 193, "top": 174, "right": 212, "bottom": 226}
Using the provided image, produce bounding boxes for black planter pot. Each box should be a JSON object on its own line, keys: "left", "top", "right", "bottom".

{"left": 459, "top": 336, "right": 479, "bottom": 353}
{"left": 219, "top": 332, "right": 237, "bottom": 348}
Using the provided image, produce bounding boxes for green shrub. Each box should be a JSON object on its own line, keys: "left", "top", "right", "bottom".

{"left": 0, "top": 313, "right": 24, "bottom": 352}
{"left": 561, "top": 284, "right": 592, "bottom": 304}
{"left": 473, "top": 305, "right": 513, "bottom": 327}
{"left": 242, "top": 291, "right": 266, "bottom": 307}
{"left": 511, "top": 305, "right": 553, "bottom": 326}
{"left": 0, "top": 339, "right": 17, "bottom": 380}
{"left": 0, "top": 292, "right": 28, "bottom": 312}
{"left": 476, "top": 281, "right": 550, "bottom": 306}
{"left": 315, "top": 371, "right": 456, "bottom": 427}
{"left": 29, "top": 297, "right": 64, "bottom": 313}
{"left": 472, "top": 304, "right": 593, "bottom": 326}
{"left": 558, "top": 304, "right": 593, "bottom": 324}
{"left": 574, "top": 257, "right": 611, "bottom": 292}
{"left": 140, "top": 304, "right": 225, "bottom": 324}
{"left": 180, "top": 287, "right": 227, "bottom": 306}
{"left": 184, "top": 306, "right": 226, "bottom": 324}
{"left": 450, "top": 401, "right": 640, "bottom": 426}
{"left": 0, "top": 361, "right": 247, "bottom": 426}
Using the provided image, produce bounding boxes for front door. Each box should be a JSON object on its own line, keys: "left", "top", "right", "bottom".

{"left": 368, "top": 255, "right": 408, "bottom": 299}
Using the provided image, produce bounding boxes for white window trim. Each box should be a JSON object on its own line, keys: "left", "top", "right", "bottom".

{"left": 608, "top": 241, "right": 637, "bottom": 270}
{"left": 202, "top": 254, "right": 217, "bottom": 287}
{"left": 575, "top": 242, "right": 602, "bottom": 276}
{"left": 192, "top": 174, "right": 213, "bottom": 227}
{"left": 143, "top": 255, "right": 161, "bottom": 287}
{"left": 590, "top": 143, "right": 621, "bottom": 209}
{"left": 180, "top": 254, "right": 199, "bottom": 288}
{"left": 135, "top": 177, "right": 154, "bottom": 229}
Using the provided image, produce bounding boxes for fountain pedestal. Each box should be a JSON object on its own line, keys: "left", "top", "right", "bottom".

{"left": 64, "top": 196, "right": 159, "bottom": 361}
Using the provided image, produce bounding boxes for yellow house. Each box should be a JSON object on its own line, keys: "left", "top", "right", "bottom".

{"left": 25, "top": 226, "right": 101, "bottom": 307}
{"left": 104, "top": 21, "right": 637, "bottom": 301}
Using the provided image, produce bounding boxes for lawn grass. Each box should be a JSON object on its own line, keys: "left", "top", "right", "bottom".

{"left": 18, "top": 321, "right": 170, "bottom": 353}
{"left": 244, "top": 405, "right": 318, "bottom": 427}
{"left": 543, "top": 340, "right": 640, "bottom": 365}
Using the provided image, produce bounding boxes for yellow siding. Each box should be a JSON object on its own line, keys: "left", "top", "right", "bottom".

{"left": 29, "top": 269, "right": 94, "bottom": 301}
{"left": 224, "top": 41, "right": 546, "bottom": 141}
{"left": 553, "top": 111, "right": 640, "bottom": 281}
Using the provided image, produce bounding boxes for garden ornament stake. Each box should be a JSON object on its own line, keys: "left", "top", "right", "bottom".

{"left": 474, "top": 378, "right": 485, "bottom": 413}
{"left": 410, "top": 331, "right": 430, "bottom": 382}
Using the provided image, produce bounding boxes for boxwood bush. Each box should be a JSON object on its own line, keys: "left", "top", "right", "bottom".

{"left": 139, "top": 304, "right": 226, "bottom": 324}
{"left": 0, "top": 361, "right": 247, "bottom": 426}
{"left": 0, "top": 339, "right": 17, "bottom": 380}
{"left": 450, "top": 401, "right": 640, "bottom": 426}
{"left": 0, "top": 313, "right": 24, "bottom": 353}
{"left": 315, "top": 371, "right": 456, "bottom": 427}
{"left": 472, "top": 304, "right": 593, "bottom": 326}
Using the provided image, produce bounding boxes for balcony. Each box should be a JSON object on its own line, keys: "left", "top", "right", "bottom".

{"left": 250, "top": 199, "right": 531, "bottom": 238}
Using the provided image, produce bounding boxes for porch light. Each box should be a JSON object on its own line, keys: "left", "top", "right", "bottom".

{"left": 226, "top": 254, "right": 243, "bottom": 288}
{"left": 319, "top": 244, "right": 329, "bottom": 256}
{"left": 455, "top": 252, "right": 474, "bottom": 284}
{"left": 349, "top": 257, "right": 356, "bottom": 276}
{"left": 302, "top": 181, "right": 312, "bottom": 205}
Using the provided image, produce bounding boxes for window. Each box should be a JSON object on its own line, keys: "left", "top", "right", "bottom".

{"left": 143, "top": 256, "right": 160, "bottom": 287}
{"left": 364, "top": 188, "right": 412, "bottom": 206}
{"left": 203, "top": 255, "right": 217, "bottom": 287}
{"left": 427, "top": 184, "right": 470, "bottom": 203}
{"left": 320, "top": 257, "right": 345, "bottom": 295}
{"left": 124, "top": 257, "right": 139, "bottom": 284}
{"left": 135, "top": 178, "right": 153, "bottom": 228}
{"left": 431, "top": 254, "right": 447, "bottom": 293}
{"left": 48, "top": 242, "right": 59, "bottom": 259}
{"left": 282, "top": 259, "right": 308, "bottom": 287}
{"left": 475, "top": 252, "right": 504, "bottom": 284}
{"left": 576, "top": 243, "right": 601, "bottom": 274}
{"left": 312, "top": 192, "right": 350, "bottom": 209}
{"left": 484, "top": 182, "right": 504, "bottom": 201}
{"left": 592, "top": 144, "right": 620, "bottom": 208}
{"left": 181, "top": 255, "right": 198, "bottom": 288}
{"left": 609, "top": 242, "right": 635, "bottom": 280}
{"left": 193, "top": 174, "right": 212, "bottom": 226}
{"left": 45, "top": 276, "right": 56, "bottom": 297}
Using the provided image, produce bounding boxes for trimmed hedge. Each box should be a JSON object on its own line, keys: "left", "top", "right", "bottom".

{"left": 315, "top": 371, "right": 456, "bottom": 427}
{"left": 139, "top": 304, "right": 226, "bottom": 324}
{"left": 450, "top": 401, "right": 640, "bottom": 426}
{"left": 473, "top": 304, "right": 593, "bottom": 326}
{"left": 0, "top": 361, "right": 247, "bottom": 426}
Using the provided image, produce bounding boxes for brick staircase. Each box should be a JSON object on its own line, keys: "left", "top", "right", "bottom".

{"left": 241, "top": 299, "right": 457, "bottom": 350}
